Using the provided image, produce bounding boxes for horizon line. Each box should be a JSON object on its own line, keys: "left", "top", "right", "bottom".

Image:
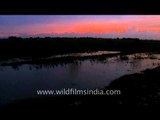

{"left": 0, "top": 36, "right": 159, "bottom": 41}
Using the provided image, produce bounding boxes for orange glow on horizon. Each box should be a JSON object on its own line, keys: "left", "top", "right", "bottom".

{"left": 1, "top": 15, "right": 160, "bottom": 39}
{"left": 41, "top": 17, "right": 160, "bottom": 34}
{"left": 69, "top": 22, "right": 129, "bottom": 33}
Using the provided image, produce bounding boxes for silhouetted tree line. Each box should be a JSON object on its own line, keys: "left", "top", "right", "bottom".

{"left": 0, "top": 37, "right": 160, "bottom": 59}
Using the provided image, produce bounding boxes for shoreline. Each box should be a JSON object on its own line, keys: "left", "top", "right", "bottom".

{"left": 1, "top": 65, "right": 160, "bottom": 110}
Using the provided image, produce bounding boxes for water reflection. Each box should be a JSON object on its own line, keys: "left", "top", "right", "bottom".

{"left": 0, "top": 52, "right": 160, "bottom": 106}
{"left": 69, "top": 61, "right": 81, "bottom": 79}
{"left": 129, "top": 60, "right": 142, "bottom": 71}
{"left": 49, "top": 51, "right": 120, "bottom": 58}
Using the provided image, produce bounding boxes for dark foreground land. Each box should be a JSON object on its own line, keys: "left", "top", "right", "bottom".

{"left": 1, "top": 37, "right": 160, "bottom": 59}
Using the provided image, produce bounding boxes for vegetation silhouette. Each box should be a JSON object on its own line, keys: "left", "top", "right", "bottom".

{"left": 0, "top": 52, "right": 120, "bottom": 68}
{"left": 1, "top": 37, "right": 160, "bottom": 60}
{"left": 1, "top": 37, "right": 160, "bottom": 113}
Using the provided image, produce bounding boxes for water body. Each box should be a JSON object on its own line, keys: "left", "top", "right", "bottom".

{"left": 0, "top": 51, "right": 160, "bottom": 105}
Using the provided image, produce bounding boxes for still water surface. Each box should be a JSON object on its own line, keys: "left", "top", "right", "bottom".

{"left": 0, "top": 51, "right": 160, "bottom": 105}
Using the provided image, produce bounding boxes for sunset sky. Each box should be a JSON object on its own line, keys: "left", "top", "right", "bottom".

{"left": 0, "top": 15, "right": 160, "bottom": 40}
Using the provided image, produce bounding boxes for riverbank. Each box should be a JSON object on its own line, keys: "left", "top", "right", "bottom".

{"left": 1, "top": 65, "right": 160, "bottom": 113}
